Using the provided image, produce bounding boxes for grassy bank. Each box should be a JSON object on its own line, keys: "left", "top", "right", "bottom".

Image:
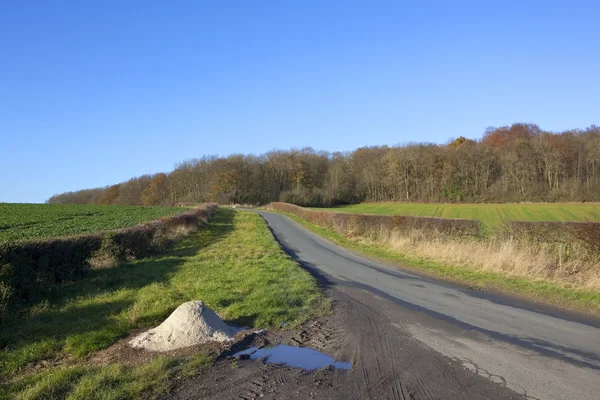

{"left": 312, "top": 202, "right": 600, "bottom": 229}
{"left": 275, "top": 209, "right": 600, "bottom": 316}
{"left": 1, "top": 209, "right": 327, "bottom": 399}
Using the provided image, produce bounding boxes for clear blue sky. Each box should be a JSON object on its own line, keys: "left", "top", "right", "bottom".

{"left": 1, "top": 1, "right": 599, "bottom": 203}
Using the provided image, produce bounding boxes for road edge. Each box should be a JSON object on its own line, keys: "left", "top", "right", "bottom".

{"left": 252, "top": 208, "right": 600, "bottom": 322}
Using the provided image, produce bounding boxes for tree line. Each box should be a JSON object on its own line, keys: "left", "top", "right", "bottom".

{"left": 48, "top": 123, "right": 600, "bottom": 207}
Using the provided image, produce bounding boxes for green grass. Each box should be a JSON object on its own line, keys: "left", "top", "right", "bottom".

{"left": 312, "top": 202, "right": 600, "bottom": 229}
{"left": 0, "top": 209, "right": 327, "bottom": 399}
{"left": 3, "top": 358, "right": 176, "bottom": 400}
{"left": 278, "top": 211, "right": 600, "bottom": 316}
{"left": 0, "top": 203, "right": 186, "bottom": 242}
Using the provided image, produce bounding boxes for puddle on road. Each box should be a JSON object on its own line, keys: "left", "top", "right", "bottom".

{"left": 233, "top": 345, "right": 352, "bottom": 370}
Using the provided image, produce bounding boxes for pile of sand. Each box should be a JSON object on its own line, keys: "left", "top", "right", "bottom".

{"left": 129, "top": 300, "right": 238, "bottom": 352}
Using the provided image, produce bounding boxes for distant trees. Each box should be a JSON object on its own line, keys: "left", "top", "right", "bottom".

{"left": 47, "top": 188, "right": 105, "bottom": 204}
{"left": 114, "top": 175, "right": 153, "bottom": 205}
{"left": 141, "top": 173, "right": 169, "bottom": 206}
{"left": 97, "top": 184, "right": 120, "bottom": 205}
{"left": 48, "top": 123, "right": 600, "bottom": 206}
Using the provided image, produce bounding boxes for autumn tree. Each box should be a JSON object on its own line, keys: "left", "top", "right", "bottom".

{"left": 141, "top": 173, "right": 169, "bottom": 206}
{"left": 97, "top": 184, "right": 120, "bottom": 205}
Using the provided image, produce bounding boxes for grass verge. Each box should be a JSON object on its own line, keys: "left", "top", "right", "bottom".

{"left": 1, "top": 209, "right": 328, "bottom": 399}
{"left": 277, "top": 211, "right": 600, "bottom": 316}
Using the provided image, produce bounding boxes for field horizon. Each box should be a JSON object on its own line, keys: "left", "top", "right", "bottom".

{"left": 312, "top": 201, "right": 600, "bottom": 229}
{"left": 0, "top": 203, "right": 185, "bottom": 242}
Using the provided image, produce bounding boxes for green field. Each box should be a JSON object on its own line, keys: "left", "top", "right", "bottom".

{"left": 0, "top": 203, "right": 186, "bottom": 242}
{"left": 312, "top": 202, "right": 600, "bottom": 228}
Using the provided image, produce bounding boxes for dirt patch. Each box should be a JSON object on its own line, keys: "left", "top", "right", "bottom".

{"left": 87, "top": 299, "right": 261, "bottom": 368}
{"left": 164, "top": 287, "right": 522, "bottom": 400}
{"left": 89, "top": 327, "right": 265, "bottom": 367}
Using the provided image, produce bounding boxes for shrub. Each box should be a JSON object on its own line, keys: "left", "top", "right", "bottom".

{"left": 503, "top": 220, "right": 600, "bottom": 261}
{"left": 0, "top": 204, "right": 218, "bottom": 316}
{"left": 270, "top": 202, "right": 483, "bottom": 238}
{"left": 568, "top": 221, "right": 600, "bottom": 256}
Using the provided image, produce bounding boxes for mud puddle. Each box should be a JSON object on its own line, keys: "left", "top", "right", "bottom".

{"left": 233, "top": 344, "right": 351, "bottom": 370}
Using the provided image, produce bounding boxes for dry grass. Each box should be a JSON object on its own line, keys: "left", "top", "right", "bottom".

{"left": 272, "top": 202, "right": 600, "bottom": 293}
{"left": 366, "top": 228, "right": 600, "bottom": 291}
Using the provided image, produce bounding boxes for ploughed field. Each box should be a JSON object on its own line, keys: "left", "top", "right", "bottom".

{"left": 312, "top": 202, "right": 600, "bottom": 229}
{"left": 0, "top": 203, "right": 185, "bottom": 242}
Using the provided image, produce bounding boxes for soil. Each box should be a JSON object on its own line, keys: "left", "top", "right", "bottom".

{"left": 163, "top": 285, "right": 523, "bottom": 400}
{"left": 89, "top": 329, "right": 262, "bottom": 367}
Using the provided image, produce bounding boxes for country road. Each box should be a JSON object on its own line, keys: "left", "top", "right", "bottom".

{"left": 171, "top": 210, "right": 600, "bottom": 400}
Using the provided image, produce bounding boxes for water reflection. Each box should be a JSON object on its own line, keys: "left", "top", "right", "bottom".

{"left": 233, "top": 345, "right": 352, "bottom": 370}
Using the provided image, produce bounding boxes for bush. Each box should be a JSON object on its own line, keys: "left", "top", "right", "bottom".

{"left": 503, "top": 220, "right": 600, "bottom": 261}
{"left": 568, "top": 221, "right": 600, "bottom": 255}
{"left": 0, "top": 204, "right": 218, "bottom": 316}
{"left": 270, "top": 202, "right": 483, "bottom": 238}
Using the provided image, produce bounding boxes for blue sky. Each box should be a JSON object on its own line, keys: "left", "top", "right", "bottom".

{"left": 1, "top": 1, "right": 599, "bottom": 203}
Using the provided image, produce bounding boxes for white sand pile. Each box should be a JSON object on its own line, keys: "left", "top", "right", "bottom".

{"left": 129, "top": 300, "right": 238, "bottom": 352}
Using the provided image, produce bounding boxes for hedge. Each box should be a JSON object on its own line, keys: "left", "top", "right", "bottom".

{"left": 503, "top": 220, "right": 600, "bottom": 258}
{"left": 270, "top": 202, "right": 483, "bottom": 238}
{"left": 0, "top": 204, "right": 217, "bottom": 315}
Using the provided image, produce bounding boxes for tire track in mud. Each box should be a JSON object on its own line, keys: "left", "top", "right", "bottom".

{"left": 168, "top": 287, "right": 522, "bottom": 400}
{"left": 334, "top": 287, "right": 515, "bottom": 400}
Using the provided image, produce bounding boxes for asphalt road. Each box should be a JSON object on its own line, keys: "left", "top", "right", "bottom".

{"left": 249, "top": 210, "right": 600, "bottom": 400}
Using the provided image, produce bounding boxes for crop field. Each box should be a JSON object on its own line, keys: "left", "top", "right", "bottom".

{"left": 312, "top": 202, "right": 600, "bottom": 229}
{"left": 0, "top": 203, "right": 185, "bottom": 242}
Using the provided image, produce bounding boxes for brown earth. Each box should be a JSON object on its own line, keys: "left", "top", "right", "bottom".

{"left": 164, "top": 285, "right": 522, "bottom": 400}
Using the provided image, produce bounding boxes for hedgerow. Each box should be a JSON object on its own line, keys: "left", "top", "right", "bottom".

{"left": 270, "top": 202, "right": 483, "bottom": 238}
{"left": 502, "top": 220, "right": 600, "bottom": 261}
{"left": 0, "top": 204, "right": 217, "bottom": 316}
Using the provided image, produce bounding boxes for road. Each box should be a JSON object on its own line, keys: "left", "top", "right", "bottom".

{"left": 172, "top": 210, "right": 600, "bottom": 400}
